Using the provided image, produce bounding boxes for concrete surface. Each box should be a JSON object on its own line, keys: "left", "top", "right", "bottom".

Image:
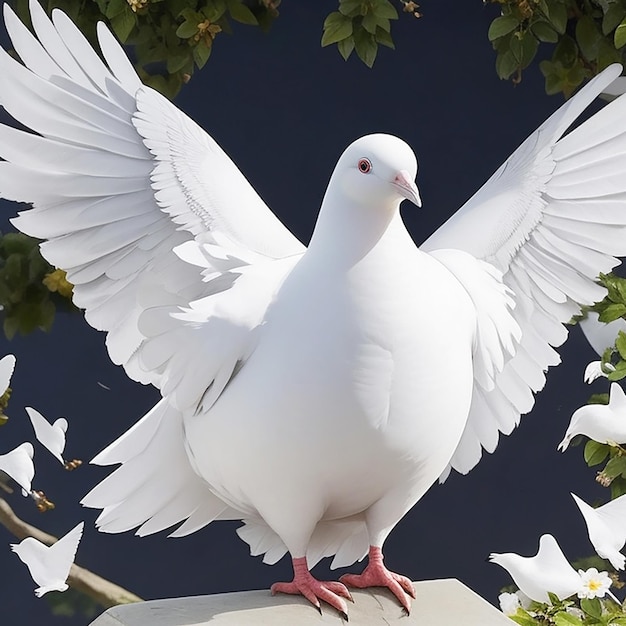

{"left": 89, "top": 579, "right": 511, "bottom": 625}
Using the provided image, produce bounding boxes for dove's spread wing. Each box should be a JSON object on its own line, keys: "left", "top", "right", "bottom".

{"left": 0, "top": 442, "right": 34, "bottom": 494}
{"left": 0, "top": 354, "right": 15, "bottom": 395}
{"left": 589, "top": 494, "right": 626, "bottom": 547}
{"left": 2, "top": 1, "right": 305, "bottom": 537}
{"left": 26, "top": 407, "right": 65, "bottom": 463}
{"left": 2, "top": 0, "right": 304, "bottom": 401}
{"left": 422, "top": 65, "right": 626, "bottom": 477}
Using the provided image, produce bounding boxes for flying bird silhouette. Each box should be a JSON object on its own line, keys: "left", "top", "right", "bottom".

{"left": 571, "top": 492, "right": 626, "bottom": 570}
{"left": 11, "top": 522, "right": 84, "bottom": 597}
{"left": 559, "top": 382, "right": 626, "bottom": 451}
{"left": 4, "top": 0, "right": 626, "bottom": 616}
{"left": 489, "top": 534, "right": 582, "bottom": 603}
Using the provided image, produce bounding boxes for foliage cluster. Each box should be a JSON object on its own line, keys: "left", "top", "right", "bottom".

{"left": 510, "top": 593, "right": 626, "bottom": 625}
{"left": 0, "top": 232, "right": 73, "bottom": 340}
{"left": 486, "top": 0, "right": 626, "bottom": 96}
{"left": 10, "top": 0, "right": 281, "bottom": 98}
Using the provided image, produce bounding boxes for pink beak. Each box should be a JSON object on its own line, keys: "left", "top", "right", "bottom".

{"left": 393, "top": 170, "right": 421, "bottom": 207}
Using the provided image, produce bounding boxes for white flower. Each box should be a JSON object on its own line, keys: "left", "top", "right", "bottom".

{"left": 498, "top": 592, "right": 521, "bottom": 616}
{"left": 577, "top": 567, "right": 612, "bottom": 599}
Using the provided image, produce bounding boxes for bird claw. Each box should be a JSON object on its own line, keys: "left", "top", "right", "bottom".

{"left": 271, "top": 573, "right": 351, "bottom": 618}
{"left": 340, "top": 560, "right": 415, "bottom": 614}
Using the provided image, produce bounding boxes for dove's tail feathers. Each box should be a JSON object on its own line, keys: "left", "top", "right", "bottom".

{"left": 236, "top": 516, "right": 369, "bottom": 570}
{"left": 82, "top": 399, "right": 237, "bottom": 536}
{"left": 35, "top": 583, "right": 68, "bottom": 598}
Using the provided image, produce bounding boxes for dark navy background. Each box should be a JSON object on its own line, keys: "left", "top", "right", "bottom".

{"left": 0, "top": 2, "right": 616, "bottom": 624}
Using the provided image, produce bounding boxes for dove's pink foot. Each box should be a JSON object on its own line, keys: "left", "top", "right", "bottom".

{"left": 340, "top": 546, "right": 416, "bottom": 614}
{"left": 271, "top": 556, "right": 352, "bottom": 619}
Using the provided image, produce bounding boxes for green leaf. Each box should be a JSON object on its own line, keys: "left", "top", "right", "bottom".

{"left": 547, "top": 2, "right": 568, "bottom": 34}
{"left": 496, "top": 50, "right": 518, "bottom": 80}
{"left": 372, "top": 0, "right": 398, "bottom": 20}
{"left": 338, "top": 36, "right": 355, "bottom": 60}
{"left": 176, "top": 20, "right": 200, "bottom": 39}
{"left": 513, "top": 31, "right": 538, "bottom": 68}
{"left": 362, "top": 12, "right": 380, "bottom": 34}
{"left": 322, "top": 12, "right": 353, "bottom": 46}
{"left": 110, "top": 9, "right": 136, "bottom": 43}
{"left": 616, "top": 331, "right": 626, "bottom": 360}
{"left": 375, "top": 28, "right": 394, "bottom": 49}
{"left": 531, "top": 20, "right": 558, "bottom": 43}
{"left": 603, "top": 4, "right": 626, "bottom": 35}
{"left": 193, "top": 40, "right": 212, "bottom": 68}
{"left": 604, "top": 455, "right": 626, "bottom": 479}
{"left": 510, "top": 613, "right": 542, "bottom": 626}
{"left": 488, "top": 15, "right": 520, "bottom": 41}
{"left": 104, "top": 0, "right": 126, "bottom": 19}
{"left": 615, "top": 18, "right": 626, "bottom": 49}
{"left": 227, "top": 0, "right": 258, "bottom": 26}
{"left": 600, "top": 303, "right": 626, "bottom": 323}
{"left": 585, "top": 440, "right": 610, "bottom": 466}
{"left": 353, "top": 27, "right": 377, "bottom": 67}
{"left": 339, "top": 0, "right": 363, "bottom": 17}
{"left": 554, "top": 611, "right": 584, "bottom": 626}
{"left": 576, "top": 16, "right": 602, "bottom": 61}
{"left": 610, "top": 476, "right": 626, "bottom": 498}
{"left": 580, "top": 597, "right": 603, "bottom": 619}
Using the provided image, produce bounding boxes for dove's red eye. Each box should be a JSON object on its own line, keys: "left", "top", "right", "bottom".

{"left": 358, "top": 158, "right": 371, "bottom": 174}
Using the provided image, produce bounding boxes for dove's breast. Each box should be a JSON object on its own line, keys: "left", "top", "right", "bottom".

{"left": 183, "top": 219, "right": 476, "bottom": 521}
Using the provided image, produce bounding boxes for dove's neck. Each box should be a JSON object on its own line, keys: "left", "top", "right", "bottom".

{"left": 307, "top": 192, "right": 403, "bottom": 266}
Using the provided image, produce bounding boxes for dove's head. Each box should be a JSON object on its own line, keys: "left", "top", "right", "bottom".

{"left": 330, "top": 134, "right": 420, "bottom": 209}
{"left": 558, "top": 405, "right": 596, "bottom": 452}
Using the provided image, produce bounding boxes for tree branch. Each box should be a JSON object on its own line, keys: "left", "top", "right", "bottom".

{"left": 0, "top": 496, "right": 142, "bottom": 608}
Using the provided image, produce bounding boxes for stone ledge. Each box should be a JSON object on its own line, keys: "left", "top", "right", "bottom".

{"left": 89, "top": 578, "right": 510, "bottom": 625}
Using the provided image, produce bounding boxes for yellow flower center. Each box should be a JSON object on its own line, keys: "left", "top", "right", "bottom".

{"left": 587, "top": 580, "right": 602, "bottom": 591}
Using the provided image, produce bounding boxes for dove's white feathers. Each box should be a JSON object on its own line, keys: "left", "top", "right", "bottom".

{"left": 26, "top": 406, "right": 67, "bottom": 465}
{"left": 489, "top": 534, "right": 582, "bottom": 603}
{"left": 424, "top": 64, "right": 626, "bottom": 478}
{"left": 579, "top": 311, "right": 626, "bottom": 358}
{"left": 4, "top": 1, "right": 626, "bottom": 569}
{"left": 572, "top": 493, "right": 626, "bottom": 570}
{"left": 0, "top": 354, "right": 15, "bottom": 396}
{"left": 11, "top": 522, "right": 84, "bottom": 597}
{"left": 0, "top": 442, "right": 34, "bottom": 495}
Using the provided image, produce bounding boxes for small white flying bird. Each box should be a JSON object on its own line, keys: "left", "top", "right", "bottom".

{"left": 571, "top": 492, "right": 626, "bottom": 570}
{"left": 26, "top": 406, "right": 68, "bottom": 466}
{"left": 559, "top": 383, "right": 626, "bottom": 451}
{"left": 6, "top": 0, "right": 626, "bottom": 616}
{"left": 584, "top": 360, "right": 615, "bottom": 384}
{"left": 10, "top": 522, "right": 84, "bottom": 597}
{"left": 489, "top": 534, "right": 582, "bottom": 603}
{"left": 0, "top": 442, "right": 34, "bottom": 495}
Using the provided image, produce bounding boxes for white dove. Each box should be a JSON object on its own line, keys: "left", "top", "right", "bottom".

{"left": 5, "top": 1, "right": 626, "bottom": 617}
{"left": 0, "top": 442, "right": 34, "bottom": 496}
{"left": 571, "top": 492, "right": 626, "bottom": 570}
{"left": 489, "top": 534, "right": 582, "bottom": 603}
{"left": 26, "top": 406, "right": 68, "bottom": 466}
{"left": 10, "top": 522, "right": 84, "bottom": 597}
{"left": 559, "top": 383, "right": 626, "bottom": 451}
{"left": 583, "top": 360, "right": 615, "bottom": 384}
